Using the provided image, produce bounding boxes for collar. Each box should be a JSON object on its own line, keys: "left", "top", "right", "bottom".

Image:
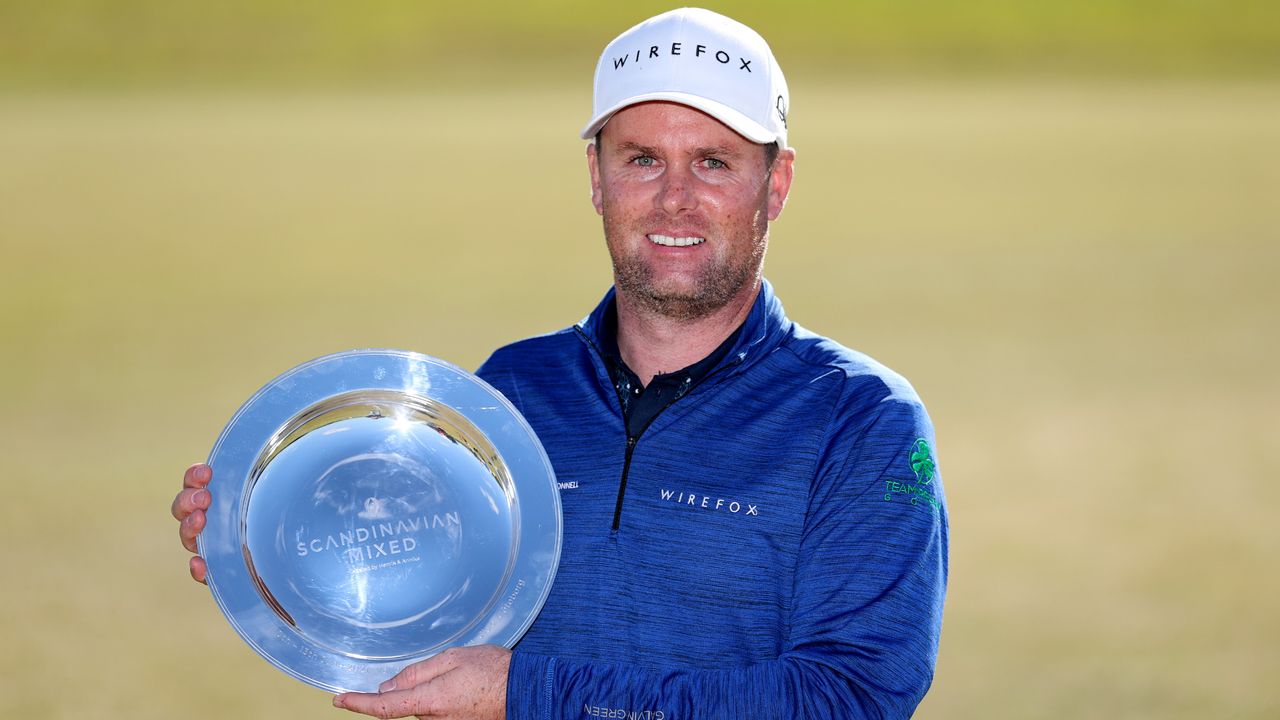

{"left": 596, "top": 299, "right": 742, "bottom": 389}
{"left": 577, "top": 278, "right": 792, "bottom": 381}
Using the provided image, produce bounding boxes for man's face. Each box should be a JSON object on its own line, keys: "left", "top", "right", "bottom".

{"left": 587, "top": 102, "right": 794, "bottom": 321}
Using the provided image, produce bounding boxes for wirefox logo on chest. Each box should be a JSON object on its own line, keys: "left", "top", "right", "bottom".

{"left": 660, "top": 488, "right": 759, "bottom": 516}
{"left": 612, "top": 42, "right": 755, "bottom": 72}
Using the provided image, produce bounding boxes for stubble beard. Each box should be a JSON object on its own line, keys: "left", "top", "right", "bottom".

{"left": 603, "top": 209, "right": 768, "bottom": 322}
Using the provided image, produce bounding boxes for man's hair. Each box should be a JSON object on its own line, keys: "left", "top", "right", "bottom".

{"left": 763, "top": 141, "right": 779, "bottom": 171}
{"left": 594, "top": 131, "right": 780, "bottom": 173}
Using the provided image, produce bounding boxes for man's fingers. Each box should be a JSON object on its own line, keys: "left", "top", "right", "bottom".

{"left": 333, "top": 688, "right": 424, "bottom": 719}
{"left": 333, "top": 650, "right": 468, "bottom": 718}
{"left": 189, "top": 556, "right": 208, "bottom": 584}
{"left": 171, "top": 487, "right": 211, "bottom": 521}
{"left": 176, "top": 463, "right": 213, "bottom": 585}
{"left": 173, "top": 463, "right": 211, "bottom": 520}
{"left": 179, "top": 509, "right": 206, "bottom": 552}
{"left": 184, "top": 463, "right": 212, "bottom": 489}
{"left": 380, "top": 647, "right": 461, "bottom": 692}
{"left": 333, "top": 647, "right": 508, "bottom": 718}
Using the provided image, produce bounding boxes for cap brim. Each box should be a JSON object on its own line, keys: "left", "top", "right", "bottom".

{"left": 580, "top": 91, "right": 779, "bottom": 145}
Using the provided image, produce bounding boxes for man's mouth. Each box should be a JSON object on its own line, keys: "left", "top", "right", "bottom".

{"left": 647, "top": 234, "right": 706, "bottom": 247}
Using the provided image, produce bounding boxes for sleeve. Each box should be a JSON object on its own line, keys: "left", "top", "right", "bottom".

{"left": 504, "top": 396, "right": 949, "bottom": 720}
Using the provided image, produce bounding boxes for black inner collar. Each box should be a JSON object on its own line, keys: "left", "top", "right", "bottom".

{"left": 599, "top": 300, "right": 744, "bottom": 438}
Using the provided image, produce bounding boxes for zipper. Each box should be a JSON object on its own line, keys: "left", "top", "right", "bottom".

{"left": 612, "top": 436, "right": 639, "bottom": 531}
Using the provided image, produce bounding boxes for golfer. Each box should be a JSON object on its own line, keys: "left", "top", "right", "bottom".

{"left": 173, "top": 8, "right": 948, "bottom": 719}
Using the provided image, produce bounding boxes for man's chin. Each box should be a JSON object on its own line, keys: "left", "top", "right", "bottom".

{"left": 613, "top": 262, "right": 753, "bottom": 321}
{"left": 629, "top": 286, "right": 726, "bottom": 322}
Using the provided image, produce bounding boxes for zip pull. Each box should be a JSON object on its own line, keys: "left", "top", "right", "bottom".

{"left": 612, "top": 436, "right": 639, "bottom": 531}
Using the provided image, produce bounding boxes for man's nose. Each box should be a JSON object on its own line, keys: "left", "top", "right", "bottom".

{"left": 656, "top": 165, "right": 697, "bottom": 214}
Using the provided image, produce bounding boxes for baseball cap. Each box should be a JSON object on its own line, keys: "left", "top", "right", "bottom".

{"left": 581, "top": 8, "right": 790, "bottom": 148}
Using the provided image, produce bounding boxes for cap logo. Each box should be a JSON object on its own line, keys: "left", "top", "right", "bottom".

{"left": 583, "top": 9, "right": 787, "bottom": 146}
{"left": 612, "top": 42, "right": 754, "bottom": 73}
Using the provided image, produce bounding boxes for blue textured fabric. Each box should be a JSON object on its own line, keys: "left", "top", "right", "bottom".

{"left": 479, "top": 280, "right": 948, "bottom": 720}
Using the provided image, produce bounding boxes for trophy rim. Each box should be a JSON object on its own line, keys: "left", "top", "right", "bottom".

{"left": 198, "top": 349, "right": 561, "bottom": 692}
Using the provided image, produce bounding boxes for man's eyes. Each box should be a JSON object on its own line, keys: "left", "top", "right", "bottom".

{"left": 626, "top": 156, "right": 726, "bottom": 170}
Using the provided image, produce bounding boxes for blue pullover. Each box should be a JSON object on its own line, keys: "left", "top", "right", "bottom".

{"left": 477, "top": 280, "right": 948, "bottom": 719}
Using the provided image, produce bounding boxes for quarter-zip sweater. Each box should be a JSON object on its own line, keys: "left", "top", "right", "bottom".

{"left": 477, "top": 280, "right": 949, "bottom": 719}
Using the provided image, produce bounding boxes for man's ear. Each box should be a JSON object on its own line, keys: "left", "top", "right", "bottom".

{"left": 587, "top": 142, "right": 604, "bottom": 216}
{"left": 766, "top": 147, "right": 796, "bottom": 221}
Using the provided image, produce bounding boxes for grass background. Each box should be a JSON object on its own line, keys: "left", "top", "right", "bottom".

{"left": 1, "top": 2, "right": 1277, "bottom": 717}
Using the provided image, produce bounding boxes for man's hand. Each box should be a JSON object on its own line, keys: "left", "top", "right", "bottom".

{"left": 333, "top": 645, "right": 510, "bottom": 720}
{"left": 171, "top": 462, "right": 212, "bottom": 583}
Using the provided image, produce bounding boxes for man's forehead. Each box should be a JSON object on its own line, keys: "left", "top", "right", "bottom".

{"left": 598, "top": 101, "right": 763, "bottom": 151}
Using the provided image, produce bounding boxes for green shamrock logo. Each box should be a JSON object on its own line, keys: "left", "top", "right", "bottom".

{"left": 910, "top": 439, "right": 935, "bottom": 485}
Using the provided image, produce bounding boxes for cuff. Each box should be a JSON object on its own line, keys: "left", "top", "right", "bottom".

{"left": 506, "top": 650, "right": 556, "bottom": 720}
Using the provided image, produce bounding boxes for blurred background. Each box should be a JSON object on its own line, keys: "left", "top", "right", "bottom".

{"left": 1, "top": 1, "right": 1276, "bottom": 717}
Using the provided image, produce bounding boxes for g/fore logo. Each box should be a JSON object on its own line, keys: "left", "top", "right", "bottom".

{"left": 612, "top": 42, "right": 755, "bottom": 72}
{"left": 659, "top": 488, "right": 759, "bottom": 516}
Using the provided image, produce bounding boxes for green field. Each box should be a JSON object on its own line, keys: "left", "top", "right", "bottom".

{"left": 4, "top": 0, "right": 1280, "bottom": 86}
{"left": 1, "top": 74, "right": 1277, "bottom": 720}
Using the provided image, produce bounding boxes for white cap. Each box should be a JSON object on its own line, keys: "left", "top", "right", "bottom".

{"left": 581, "top": 8, "right": 789, "bottom": 148}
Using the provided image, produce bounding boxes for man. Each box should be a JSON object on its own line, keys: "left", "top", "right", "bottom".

{"left": 173, "top": 8, "right": 948, "bottom": 719}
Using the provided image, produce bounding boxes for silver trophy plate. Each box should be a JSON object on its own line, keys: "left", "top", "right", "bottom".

{"left": 198, "top": 349, "right": 561, "bottom": 693}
